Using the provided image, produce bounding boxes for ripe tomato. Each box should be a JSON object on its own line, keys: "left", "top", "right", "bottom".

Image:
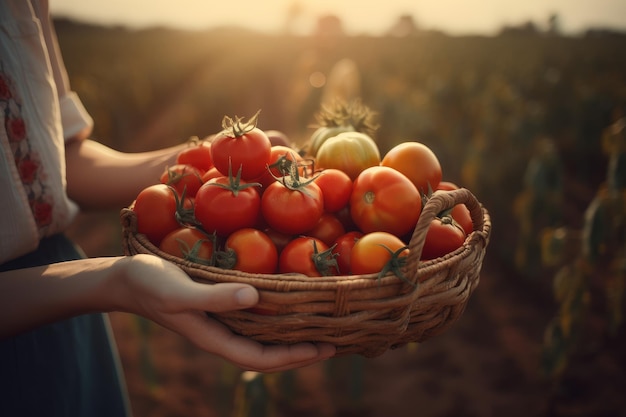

{"left": 421, "top": 215, "right": 466, "bottom": 261}
{"left": 381, "top": 141, "right": 442, "bottom": 194}
{"left": 332, "top": 230, "right": 363, "bottom": 275}
{"left": 133, "top": 184, "right": 181, "bottom": 246}
{"left": 176, "top": 140, "right": 213, "bottom": 171}
{"left": 224, "top": 228, "right": 278, "bottom": 274}
{"left": 160, "top": 163, "right": 204, "bottom": 197}
{"left": 306, "top": 213, "right": 346, "bottom": 247}
{"left": 350, "top": 231, "right": 408, "bottom": 275}
{"left": 261, "top": 180, "right": 324, "bottom": 235}
{"left": 255, "top": 145, "right": 304, "bottom": 190}
{"left": 278, "top": 236, "right": 337, "bottom": 276}
{"left": 350, "top": 166, "right": 422, "bottom": 237}
{"left": 201, "top": 166, "right": 222, "bottom": 183}
{"left": 315, "top": 132, "right": 381, "bottom": 181}
{"left": 159, "top": 227, "right": 214, "bottom": 264}
{"left": 435, "top": 182, "right": 474, "bottom": 235}
{"left": 313, "top": 168, "right": 353, "bottom": 213}
{"left": 194, "top": 176, "right": 261, "bottom": 237}
{"left": 211, "top": 112, "right": 272, "bottom": 181}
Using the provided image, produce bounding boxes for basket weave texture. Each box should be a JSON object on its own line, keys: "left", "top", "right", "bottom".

{"left": 121, "top": 188, "right": 491, "bottom": 358}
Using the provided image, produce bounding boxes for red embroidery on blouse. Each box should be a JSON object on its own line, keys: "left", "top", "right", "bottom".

{"left": 1, "top": 68, "right": 53, "bottom": 232}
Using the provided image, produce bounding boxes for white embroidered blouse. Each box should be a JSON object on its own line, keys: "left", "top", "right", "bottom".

{"left": 0, "top": 0, "right": 93, "bottom": 263}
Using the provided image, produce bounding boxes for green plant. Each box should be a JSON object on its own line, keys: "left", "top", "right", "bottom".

{"left": 540, "top": 117, "right": 626, "bottom": 378}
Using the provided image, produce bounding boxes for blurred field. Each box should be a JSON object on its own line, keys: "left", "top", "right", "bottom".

{"left": 56, "top": 18, "right": 626, "bottom": 417}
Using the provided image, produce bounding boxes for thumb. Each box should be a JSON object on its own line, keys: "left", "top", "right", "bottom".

{"left": 174, "top": 282, "right": 260, "bottom": 313}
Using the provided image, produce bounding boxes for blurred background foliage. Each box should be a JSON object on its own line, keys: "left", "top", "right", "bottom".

{"left": 56, "top": 16, "right": 626, "bottom": 417}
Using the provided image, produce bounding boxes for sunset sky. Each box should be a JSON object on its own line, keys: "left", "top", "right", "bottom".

{"left": 49, "top": 0, "right": 626, "bottom": 36}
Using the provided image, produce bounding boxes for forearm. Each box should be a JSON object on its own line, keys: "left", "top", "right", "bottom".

{"left": 65, "top": 139, "right": 187, "bottom": 210}
{"left": 0, "top": 256, "right": 126, "bottom": 339}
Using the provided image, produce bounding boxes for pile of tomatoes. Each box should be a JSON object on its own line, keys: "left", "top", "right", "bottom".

{"left": 131, "top": 111, "right": 474, "bottom": 278}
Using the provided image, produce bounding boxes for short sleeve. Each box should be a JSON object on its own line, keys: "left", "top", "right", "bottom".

{"left": 59, "top": 91, "right": 93, "bottom": 141}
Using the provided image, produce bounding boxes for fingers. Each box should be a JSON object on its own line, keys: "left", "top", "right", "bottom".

{"left": 162, "top": 310, "right": 336, "bottom": 373}
{"left": 206, "top": 321, "right": 337, "bottom": 372}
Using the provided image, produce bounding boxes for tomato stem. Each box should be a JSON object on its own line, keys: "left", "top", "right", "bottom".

{"left": 206, "top": 160, "right": 260, "bottom": 197}
{"left": 312, "top": 241, "right": 339, "bottom": 276}
{"left": 221, "top": 110, "right": 261, "bottom": 138}
{"left": 377, "top": 244, "right": 415, "bottom": 287}
{"left": 268, "top": 151, "right": 320, "bottom": 196}
{"left": 364, "top": 191, "right": 376, "bottom": 205}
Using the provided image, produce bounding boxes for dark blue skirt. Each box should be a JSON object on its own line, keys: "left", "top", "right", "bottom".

{"left": 0, "top": 235, "right": 131, "bottom": 417}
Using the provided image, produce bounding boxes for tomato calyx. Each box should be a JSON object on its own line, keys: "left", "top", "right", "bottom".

{"left": 377, "top": 244, "right": 414, "bottom": 287}
{"left": 270, "top": 153, "right": 320, "bottom": 196}
{"left": 268, "top": 153, "right": 300, "bottom": 178}
{"left": 207, "top": 161, "right": 260, "bottom": 197}
{"left": 314, "top": 98, "right": 379, "bottom": 135}
{"left": 171, "top": 186, "right": 199, "bottom": 227}
{"left": 175, "top": 232, "right": 215, "bottom": 266}
{"left": 214, "top": 247, "right": 237, "bottom": 270}
{"left": 434, "top": 211, "right": 466, "bottom": 235}
{"left": 221, "top": 109, "right": 261, "bottom": 138}
{"left": 311, "top": 240, "right": 339, "bottom": 276}
{"left": 162, "top": 164, "right": 203, "bottom": 186}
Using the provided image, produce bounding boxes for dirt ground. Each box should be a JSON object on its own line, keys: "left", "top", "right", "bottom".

{"left": 107, "top": 254, "right": 626, "bottom": 417}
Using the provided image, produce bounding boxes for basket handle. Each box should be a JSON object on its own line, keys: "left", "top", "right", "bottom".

{"left": 404, "top": 188, "right": 484, "bottom": 274}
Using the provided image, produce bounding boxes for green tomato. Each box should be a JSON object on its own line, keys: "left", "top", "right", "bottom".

{"left": 316, "top": 132, "right": 381, "bottom": 181}
{"left": 308, "top": 125, "right": 355, "bottom": 157}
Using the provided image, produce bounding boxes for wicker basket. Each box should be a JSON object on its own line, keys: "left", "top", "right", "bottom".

{"left": 121, "top": 187, "right": 491, "bottom": 358}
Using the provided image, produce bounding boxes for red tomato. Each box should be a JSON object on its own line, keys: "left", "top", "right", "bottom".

{"left": 176, "top": 140, "right": 213, "bottom": 171}
{"left": 210, "top": 112, "right": 272, "bottom": 181}
{"left": 332, "top": 231, "right": 363, "bottom": 275}
{"left": 133, "top": 184, "right": 181, "bottom": 246}
{"left": 194, "top": 176, "right": 261, "bottom": 237}
{"left": 201, "top": 166, "right": 222, "bottom": 183}
{"left": 350, "top": 231, "right": 409, "bottom": 275}
{"left": 421, "top": 215, "right": 466, "bottom": 260}
{"left": 160, "top": 164, "right": 204, "bottom": 197}
{"left": 450, "top": 203, "right": 473, "bottom": 236}
{"left": 306, "top": 213, "right": 346, "bottom": 247}
{"left": 381, "top": 141, "right": 442, "bottom": 194}
{"left": 159, "top": 227, "right": 214, "bottom": 264}
{"left": 278, "top": 236, "right": 337, "bottom": 276}
{"left": 261, "top": 180, "right": 324, "bottom": 235}
{"left": 350, "top": 166, "right": 422, "bottom": 237}
{"left": 435, "top": 182, "right": 474, "bottom": 236}
{"left": 224, "top": 228, "right": 278, "bottom": 274}
{"left": 313, "top": 168, "right": 353, "bottom": 213}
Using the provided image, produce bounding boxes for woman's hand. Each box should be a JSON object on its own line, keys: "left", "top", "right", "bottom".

{"left": 115, "top": 254, "right": 336, "bottom": 372}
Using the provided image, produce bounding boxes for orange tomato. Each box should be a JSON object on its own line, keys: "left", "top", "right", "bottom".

{"left": 381, "top": 141, "right": 442, "bottom": 194}
{"left": 350, "top": 231, "right": 409, "bottom": 275}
